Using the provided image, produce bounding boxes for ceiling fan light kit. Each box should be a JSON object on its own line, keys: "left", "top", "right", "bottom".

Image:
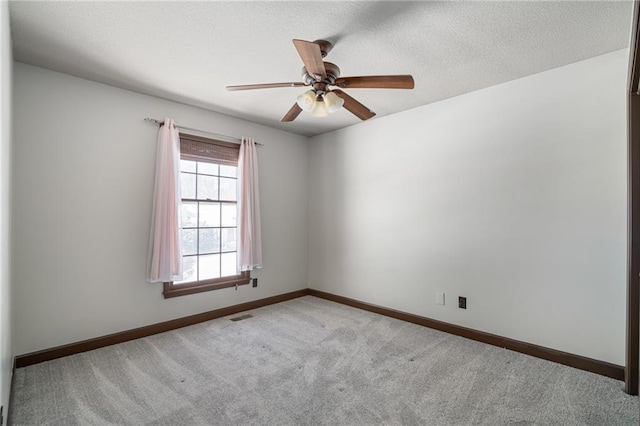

{"left": 226, "top": 39, "right": 415, "bottom": 122}
{"left": 296, "top": 90, "right": 316, "bottom": 111}
{"left": 310, "top": 97, "right": 329, "bottom": 117}
{"left": 324, "top": 91, "right": 344, "bottom": 113}
{"left": 297, "top": 90, "right": 344, "bottom": 117}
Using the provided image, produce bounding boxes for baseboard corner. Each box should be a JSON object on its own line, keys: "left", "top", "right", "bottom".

{"left": 307, "top": 288, "right": 624, "bottom": 381}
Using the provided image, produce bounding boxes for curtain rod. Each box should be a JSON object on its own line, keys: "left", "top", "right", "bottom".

{"left": 144, "top": 118, "right": 264, "bottom": 146}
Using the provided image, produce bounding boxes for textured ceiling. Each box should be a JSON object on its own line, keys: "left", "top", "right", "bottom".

{"left": 9, "top": 1, "right": 634, "bottom": 137}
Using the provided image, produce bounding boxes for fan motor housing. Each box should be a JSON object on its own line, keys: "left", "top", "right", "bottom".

{"left": 323, "top": 62, "right": 340, "bottom": 81}
{"left": 301, "top": 62, "right": 340, "bottom": 85}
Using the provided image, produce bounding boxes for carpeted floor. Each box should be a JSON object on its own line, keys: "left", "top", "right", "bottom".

{"left": 9, "top": 296, "right": 639, "bottom": 425}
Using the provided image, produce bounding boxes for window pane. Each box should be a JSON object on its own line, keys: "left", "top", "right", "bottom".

{"left": 199, "top": 254, "right": 220, "bottom": 280}
{"left": 221, "top": 228, "right": 236, "bottom": 252}
{"left": 181, "top": 202, "right": 198, "bottom": 227}
{"left": 199, "top": 203, "right": 220, "bottom": 227}
{"left": 176, "top": 256, "right": 197, "bottom": 284}
{"left": 221, "top": 252, "right": 237, "bottom": 277}
{"left": 197, "top": 175, "right": 218, "bottom": 200}
{"left": 180, "top": 173, "right": 196, "bottom": 199}
{"left": 221, "top": 203, "right": 236, "bottom": 227}
{"left": 182, "top": 229, "right": 197, "bottom": 255}
{"left": 199, "top": 228, "right": 220, "bottom": 254}
{"left": 181, "top": 160, "right": 196, "bottom": 173}
{"left": 219, "top": 177, "right": 237, "bottom": 201}
{"left": 220, "top": 165, "right": 237, "bottom": 178}
{"left": 198, "top": 162, "right": 219, "bottom": 176}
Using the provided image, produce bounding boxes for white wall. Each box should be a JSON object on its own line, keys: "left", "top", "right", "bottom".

{"left": 0, "top": 0, "right": 12, "bottom": 417}
{"left": 12, "top": 63, "right": 309, "bottom": 355}
{"left": 309, "top": 49, "right": 628, "bottom": 365}
{"left": 11, "top": 48, "right": 629, "bottom": 367}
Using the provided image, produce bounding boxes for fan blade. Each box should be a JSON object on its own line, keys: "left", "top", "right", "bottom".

{"left": 332, "top": 89, "right": 376, "bottom": 120}
{"left": 226, "top": 82, "right": 307, "bottom": 91}
{"left": 334, "top": 75, "right": 414, "bottom": 89}
{"left": 293, "top": 39, "right": 326, "bottom": 80}
{"left": 281, "top": 103, "right": 303, "bottom": 122}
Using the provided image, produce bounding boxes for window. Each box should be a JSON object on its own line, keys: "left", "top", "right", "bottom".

{"left": 163, "top": 134, "right": 250, "bottom": 298}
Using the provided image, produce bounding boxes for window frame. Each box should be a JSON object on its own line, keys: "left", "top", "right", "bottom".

{"left": 163, "top": 133, "right": 250, "bottom": 299}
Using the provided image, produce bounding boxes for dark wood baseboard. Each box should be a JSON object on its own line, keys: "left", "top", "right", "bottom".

{"left": 308, "top": 289, "right": 625, "bottom": 381}
{"left": 14, "top": 289, "right": 311, "bottom": 368}
{"left": 15, "top": 287, "right": 624, "bottom": 382}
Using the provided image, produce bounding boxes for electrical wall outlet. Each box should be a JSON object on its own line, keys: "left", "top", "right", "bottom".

{"left": 436, "top": 292, "right": 445, "bottom": 305}
{"left": 458, "top": 296, "right": 467, "bottom": 309}
{"left": 252, "top": 278, "right": 258, "bottom": 288}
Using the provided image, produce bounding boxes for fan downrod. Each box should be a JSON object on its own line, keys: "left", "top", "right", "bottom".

{"left": 313, "top": 40, "right": 333, "bottom": 58}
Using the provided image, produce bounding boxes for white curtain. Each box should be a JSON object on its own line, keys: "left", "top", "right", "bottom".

{"left": 237, "top": 137, "right": 263, "bottom": 271}
{"left": 147, "top": 118, "right": 183, "bottom": 283}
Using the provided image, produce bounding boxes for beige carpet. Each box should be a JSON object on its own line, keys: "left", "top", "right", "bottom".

{"left": 9, "top": 296, "right": 639, "bottom": 425}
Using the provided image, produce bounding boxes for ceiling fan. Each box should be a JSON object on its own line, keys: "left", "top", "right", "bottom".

{"left": 226, "top": 39, "right": 415, "bottom": 122}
